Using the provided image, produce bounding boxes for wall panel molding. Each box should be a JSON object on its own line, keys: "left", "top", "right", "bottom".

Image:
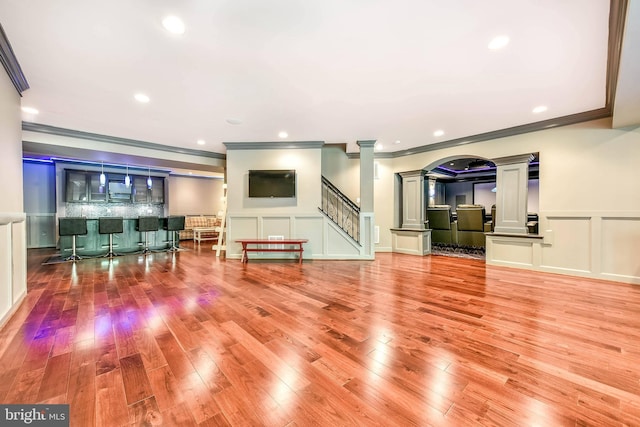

{"left": 487, "top": 210, "right": 640, "bottom": 285}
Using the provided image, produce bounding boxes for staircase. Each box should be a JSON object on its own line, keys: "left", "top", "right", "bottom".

{"left": 320, "top": 176, "right": 360, "bottom": 244}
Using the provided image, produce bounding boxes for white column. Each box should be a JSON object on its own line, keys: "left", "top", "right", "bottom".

{"left": 357, "top": 140, "right": 376, "bottom": 258}
{"left": 399, "top": 170, "right": 427, "bottom": 229}
{"left": 493, "top": 154, "right": 534, "bottom": 234}
{"left": 357, "top": 140, "right": 376, "bottom": 212}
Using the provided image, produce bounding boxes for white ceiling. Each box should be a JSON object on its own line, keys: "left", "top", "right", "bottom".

{"left": 0, "top": 0, "right": 632, "bottom": 156}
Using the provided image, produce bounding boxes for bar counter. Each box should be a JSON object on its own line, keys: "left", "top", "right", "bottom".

{"left": 59, "top": 217, "right": 177, "bottom": 257}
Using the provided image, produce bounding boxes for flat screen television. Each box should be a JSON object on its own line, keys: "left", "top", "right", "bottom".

{"left": 248, "top": 169, "right": 296, "bottom": 198}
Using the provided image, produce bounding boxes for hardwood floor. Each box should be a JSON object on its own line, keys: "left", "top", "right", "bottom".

{"left": 2, "top": 243, "right": 640, "bottom": 426}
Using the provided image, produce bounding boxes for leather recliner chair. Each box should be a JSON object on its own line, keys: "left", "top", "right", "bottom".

{"left": 456, "top": 204, "right": 488, "bottom": 247}
{"left": 427, "top": 205, "right": 456, "bottom": 244}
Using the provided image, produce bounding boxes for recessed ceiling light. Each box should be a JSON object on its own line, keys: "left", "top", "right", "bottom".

{"left": 134, "top": 93, "right": 150, "bottom": 103}
{"left": 225, "top": 118, "right": 242, "bottom": 125}
{"left": 278, "top": 131, "right": 288, "bottom": 139}
{"left": 532, "top": 105, "right": 548, "bottom": 113}
{"left": 488, "top": 35, "right": 510, "bottom": 50}
{"left": 197, "top": 139, "right": 205, "bottom": 145}
{"left": 375, "top": 143, "right": 383, "bottom": 151}
{"left": 394, "top": 140, "right": 401, "bottom": 144}
{"left": 162, "top": 16, "right": 185, "bottom": 34}
{"left": 433, "top": 130, "right": 445, "bottom": 137}
{"left": 21, "top": 106, "right": 39, "bottom": 114}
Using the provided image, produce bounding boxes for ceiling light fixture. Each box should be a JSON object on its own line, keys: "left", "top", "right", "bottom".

{"left": 532, "top": 105, "right": 548, "bottom": 113}
{"left": 433, "top": 130, "right": 445, "bottom": 137}
{"left": 125, "top": 164, "right": 131, "bottom": 187}
{"left": 162, "top": 16, "right": 185, "bottom": 34}
{"left": 100, "top": 161, "right": 106, "bottom": 186}
{"left": 395, "top": 140, "right": 401, "bottom": 144}
{"left": 278, "top": 131, "right": 288, "bottom": 139}
{"left": 197, "top": 139, "right": 205, "bottom": 145}
{"left": 134, "top": 93, "right": 150, "bottom": 103}
{"left": 488, "top": 35, "right": 510, "bottom": 50}
{"left": 21, "top": 106, "right": 39, "bottom": 114}
{"left": 147, "top": 167, "right": 153, "bottom": 189}
{"left": 375, "top": 143, "right": 383, "bottom": 151}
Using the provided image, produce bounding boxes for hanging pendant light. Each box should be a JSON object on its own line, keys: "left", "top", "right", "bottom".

{"left": 125, "top": 164, "right": 131, "bottom": 187}
{"left": 147, "top": 167, "right": 153, "bottom": 189}
{"left": 100, "top": 161, "right": 106, "bottom": 186}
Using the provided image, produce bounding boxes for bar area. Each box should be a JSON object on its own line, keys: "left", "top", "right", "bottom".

{"left": 56, "top": 162, "right": 184, "bottom": 259}
{"left": 58, "top": 217, "right": 183, "bottom": 258}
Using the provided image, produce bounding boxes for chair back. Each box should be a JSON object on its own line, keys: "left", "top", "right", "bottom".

{"left": 456, "top": 205, "right": 486, "bottom": 231}
{"left": 138, "top": 216, "right": 159, "bottom": 232}
{"left": 167, "top": 216, "right": 186, "bottom": 231}
{"left": 427, "top": 205, "right": 452, "bottom": 230}
{"left": 99, "top": 217, "right": 124, "bottom": 234}
{"left": 59, "top": 217, "right": 88, "bottom": 236}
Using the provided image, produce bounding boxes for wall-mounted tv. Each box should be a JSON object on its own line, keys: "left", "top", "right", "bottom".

{"left": 248, "top": 169, "right": 296, "bottom": 198}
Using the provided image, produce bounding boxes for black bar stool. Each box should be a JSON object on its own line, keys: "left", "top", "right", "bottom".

{"left": 98, "top": 217, "right": 123, "bottom": 258}
{"left": 165, "top": 216, "right": 185, "bottom": 252}
{"left": 137, "top": 216, "right": 159, "bottom": 254}
{"left": 59, "top": 217, "right": 88, "bottom": 261}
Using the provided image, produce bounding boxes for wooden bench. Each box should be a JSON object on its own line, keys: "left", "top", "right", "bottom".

{"left": 236, "top": 239, "right": 308, "bottom": 264}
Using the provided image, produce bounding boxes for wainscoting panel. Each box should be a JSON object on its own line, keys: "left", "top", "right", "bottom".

{"left": 294, "top": 216, "right": 324, "bottom": 256}
{"left": 226, "top": 215, "right": 259, "bottom": 256}
{"left": 326, "top": 222, "right": 361, "bottom": 257}
{"left": 261, "top": 216, "right": 292, "bottom": 239}
{"left": 600, "top": 216, "right": 640, "bottom": 281}
{"left": 0, "top": 223, "right": 11, "bottom": 322}
{"left": 487, "top": 211, "right": 640, "bottom": 285}
{"left": 540, "top": 216, "right": 592, "bottom": 273}
{"left": 226, "top": 212, "right": 366, "bottom": 260}
{"left": 12, "top": 221, "right": 26, "bottom": 304}
{"left": 0, "top": 213, "right": 27, "bottom": 328}
{"left": 487, "top": 236, "right": 535, "bottom": 267}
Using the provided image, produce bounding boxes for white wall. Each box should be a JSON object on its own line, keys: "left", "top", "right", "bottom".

{"left": 321, "top": 145, "right": 359, "bottom": 202}
{"left": 380, "top": 118, "right": 640, "bottom": 283}
{"left": 0, "top": 66, "right": 27, "bottom": 328}
{"left": 225, "top": 146, "right": 325, "bottom": 258}
{"left": 168, "top": 175, "right": 224, "bottom": 215}
{"left": 227, "top": 148, "right": 322, "bottom": 214}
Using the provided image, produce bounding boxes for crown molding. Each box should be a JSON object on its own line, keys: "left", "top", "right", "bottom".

{"left": 0, "top": 23, "right": 29, "bottom": 94}
{"left": 606, "top": 0, "right": 628, "bottom": 109}
{"left": 22, "top": 122, "right": 226, "bottom": 160}
{"left": 224, "top": 141, "right": 325, "bottom": 150}
{"left": 347, "top": 107, "right": 611, "bottom": 160}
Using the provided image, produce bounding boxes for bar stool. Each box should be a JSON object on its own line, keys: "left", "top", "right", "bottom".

{"left": 59, "top": 217, "right": 88, "bottom": 261}
{"left": 137, "top": 216, "right": 159, "bottom": 254}
{"left": 165, "top": 216, "right": 185, "bottom": 252}
{"left": 98, "top": 217, "right": 123, "bottom": 258}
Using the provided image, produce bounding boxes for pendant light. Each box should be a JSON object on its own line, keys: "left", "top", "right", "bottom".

{"left": 99, "top": 161, "right": 106, "bottom": 186}
{"left": 147, "top": 167, "right": 153, "bottom": 189}
{"left": 125, "top": 164, "right": 131, "bottom": 187}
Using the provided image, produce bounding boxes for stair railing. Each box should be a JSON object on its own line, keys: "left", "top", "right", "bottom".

{"left": 320, "top": 176, "right": 360, "bottom": 244}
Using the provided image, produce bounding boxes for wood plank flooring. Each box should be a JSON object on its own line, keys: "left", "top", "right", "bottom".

{"left": 1, "top": 243, "right": 640, "bottom": 426}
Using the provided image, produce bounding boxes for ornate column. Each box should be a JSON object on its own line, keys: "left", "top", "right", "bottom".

{"left": 357, "top": 140, "right": 376, "bottom": 258}
{"left": 391, "top": 169, "right": 431, "bottom": 255}
{"left": 493, "top": 153, "right": 534, "bottom": 234}
{"left": 399, "top": 170, "right": 427, "bottom": 229}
